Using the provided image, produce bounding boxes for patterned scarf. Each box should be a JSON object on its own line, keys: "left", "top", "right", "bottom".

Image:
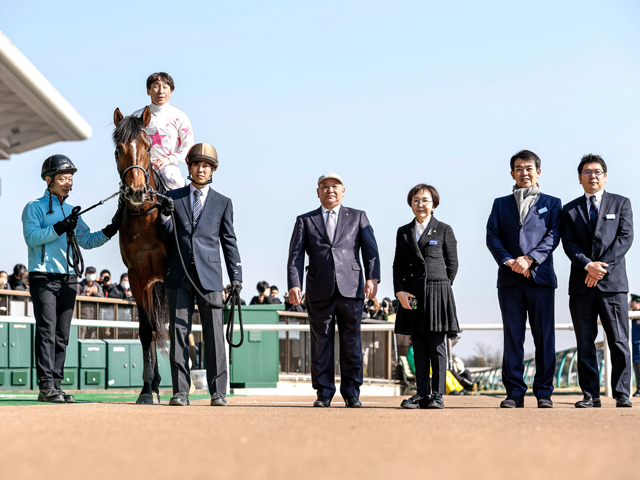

{"left": 512, "top": 184, "right": 540, "bottom": 224}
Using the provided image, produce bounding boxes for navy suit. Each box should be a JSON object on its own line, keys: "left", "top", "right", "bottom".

{"left": 287, "top": 206, "right": 380, "bottom": 400}
{"left": 161, "top": 185, "right": 242, "bottom": 395}
{"left": 561, "top": 191, "right": 634, "bottom": 398}
{"left": 487, "top": 192, "right": 562, "bottom": 399}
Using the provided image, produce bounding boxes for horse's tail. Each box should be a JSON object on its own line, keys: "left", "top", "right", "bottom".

{"left": 142, "top": 281, "right": 169, "bottom": 353}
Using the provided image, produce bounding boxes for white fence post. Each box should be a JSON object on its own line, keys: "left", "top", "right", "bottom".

{"left": 603, "top": 328, "right": 612, "bottom": 398}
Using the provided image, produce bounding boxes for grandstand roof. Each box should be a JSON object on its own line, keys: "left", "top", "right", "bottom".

{"left": 0, "top": 31, "right": 91, "bottom": 160}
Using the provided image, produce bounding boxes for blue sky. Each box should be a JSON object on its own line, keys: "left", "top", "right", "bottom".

{"left": 2, "top": 1, "right": 640, "bottom": 357}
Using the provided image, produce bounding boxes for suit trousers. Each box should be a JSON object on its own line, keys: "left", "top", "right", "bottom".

{"left": 167, "top": 264, "right": 226, "bottom": 395}
{"left": 30, "top": 275, "right": 76, "bottom": 390}
{"left": 307, "top": 288, "right": 364, "bottom": 400}
{"left": 569, "top": 289, "right": 631, "bottom": 399}
{"left": 498, "top": 278, "right": 556, "bottom": 399}
{"left": 412, "top": 331, "right": 446, "bottom": 396}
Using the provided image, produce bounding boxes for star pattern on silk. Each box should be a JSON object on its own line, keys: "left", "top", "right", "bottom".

{"left": 148, "top": 130, "right": 166, "bottom": 147}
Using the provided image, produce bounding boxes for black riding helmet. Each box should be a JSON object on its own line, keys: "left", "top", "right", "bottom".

{"left": 41, "top": 154, "right": 77, "bottom": 181}
{"left": 41, "top": 154, "right": 77, "bottom": 214}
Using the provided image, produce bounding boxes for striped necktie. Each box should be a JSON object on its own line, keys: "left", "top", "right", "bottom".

{"left": 589, "top": 195, "right": 598, "bottom": 230}
{"left": 193, "top": 189, "right": 203, "bottom": 229}
{"left": 325, "top": 209, "right": 336, "bottom": 242}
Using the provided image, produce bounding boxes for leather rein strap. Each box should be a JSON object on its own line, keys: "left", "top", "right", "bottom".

{"left": 115, "top": 149, "right": 166, "bottom": 216}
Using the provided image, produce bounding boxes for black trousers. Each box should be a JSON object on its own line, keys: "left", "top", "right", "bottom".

{"left": 30, "top": 273, "right": 77, "bottom": 390}
{"left": 167, "top": 265, "right": 226, "bottom": 395}
{"left": 498, "top": 279, "right": 556, "bottom": 399}
{"left": 569, "top": 289, "right": 631, "bottom": 399}
{"left": 412, "top": 331, "right": 447, "bottom": 396}
{"left": 307, "top": 289, "right": 364, "bottom": 400}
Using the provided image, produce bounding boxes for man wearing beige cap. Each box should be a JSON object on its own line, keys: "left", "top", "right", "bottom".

{"left": 287, "top": 172, "right": 381, "bottom": 408}
{"left": 160, "top": 143, "right": 243, "bottom": 407}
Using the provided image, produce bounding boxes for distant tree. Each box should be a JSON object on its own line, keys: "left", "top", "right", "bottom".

{"left": 463, "top": 342, "right": 502, "bottom": 368}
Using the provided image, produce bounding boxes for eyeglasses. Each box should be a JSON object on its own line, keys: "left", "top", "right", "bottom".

{"left": 412, "top": 199, "right": 433, "bottom": 206}
{"left": 582, "top": 170, "right": 605, "bottom": 177}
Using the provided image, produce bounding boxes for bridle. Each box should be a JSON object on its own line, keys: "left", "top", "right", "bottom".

{"left": 114, "top": 143, "right": 166, "bottom": 216}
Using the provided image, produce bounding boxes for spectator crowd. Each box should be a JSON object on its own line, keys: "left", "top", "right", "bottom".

{"left": 1, "top": 263, "right": 396, "bottom": 321}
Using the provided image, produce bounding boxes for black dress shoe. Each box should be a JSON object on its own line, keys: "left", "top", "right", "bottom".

{"left": 169, "top": 392, "right": 190, "bottom": 406}
{"left": 616, "top": 394, "right": 632, "bottom": 408}
{"left": 500, "top": 396, "right": 524, "bottom": 408}
{"left": 345, "top": 397, "right": 362, "bottom": 408}
{"left": 58, "top": 389, "right": 75, "bottom": 403}
{"left": 38, "top": 388, "right": 65, "bottom": 403}
{"left": 575, "top": 395, "right": 601, "bottom": 408}
{"left": 400, "top": 394, "right": 428, "bottom": 409}
{"left": 313, "top": 397, "right": 331, "bottom": 407}
{"left": 537, "top": 398, "right": 553, "bottom": 408}
{"left": 210, "top": 393, "right": 227, "bottom": 406}
{"left": 427, "top": 396, "right": 445, "bottom": 409}
{"left": 633, "top": 389, "right": 640, "bottom": 398}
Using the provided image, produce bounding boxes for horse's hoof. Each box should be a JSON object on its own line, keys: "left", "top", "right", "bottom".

{"left": 136, "top": 393, "right": 157, "bottom": 405}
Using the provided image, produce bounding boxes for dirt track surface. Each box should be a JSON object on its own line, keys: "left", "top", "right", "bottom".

{"left": 1, "top": 394, "right": 637, "bottom": 480}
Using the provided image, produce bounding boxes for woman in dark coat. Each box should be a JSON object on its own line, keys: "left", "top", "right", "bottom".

{"left": 394, "top": 184, "right": 459, "bottom": 409}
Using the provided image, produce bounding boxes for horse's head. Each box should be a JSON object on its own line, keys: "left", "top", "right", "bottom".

{"left": 113, "top": 107, "right": 153, "bottom": 206}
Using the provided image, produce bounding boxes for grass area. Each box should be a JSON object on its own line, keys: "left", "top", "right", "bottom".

{"left": 0, "top": 392, "right": 217, "bottom": 406}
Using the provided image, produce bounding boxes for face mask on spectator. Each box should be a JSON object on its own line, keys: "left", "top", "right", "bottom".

{"left": 0, "top": 277, "right": 6, "bottom": 286}
{"left": 121, "top": 281, "right": 130, "bottom": 290}
{"left": 86, "top": 274, "right": 96, "bottom": 282}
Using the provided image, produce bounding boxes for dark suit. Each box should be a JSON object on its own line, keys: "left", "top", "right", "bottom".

{"left": 561, "top": 191, "right": 634, "bottom": 398}
{"left": 393, "top": 216, "right": 459, "bottom": 396}
{"left": 161, "top": 185, "right": 242, "bottom": 395}
{"left": 287, "top": 205, "right": 380, "bottom": 400}
{"left": 486, "top": 192, "right": 562, "bottom": 399}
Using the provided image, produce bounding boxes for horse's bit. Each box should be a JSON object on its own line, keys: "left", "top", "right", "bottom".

{"left": 114, "top": 147, "right": 166, "bottom": 216}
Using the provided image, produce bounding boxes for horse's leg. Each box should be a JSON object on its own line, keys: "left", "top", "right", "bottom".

{"left": 150, "top": 334, "right": 161, "bottom": 396}
{"left": 129, "top": 272, "right": 158, "bottom": 405}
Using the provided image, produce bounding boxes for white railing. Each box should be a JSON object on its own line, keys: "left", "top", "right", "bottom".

{"left": 4, "top": 311, "right": 639, "bottom": 397}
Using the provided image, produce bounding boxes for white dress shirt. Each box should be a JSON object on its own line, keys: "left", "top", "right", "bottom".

{"left": 321, "top": 204, "right": 341, "bottom": 225}
{"left": 585, "top": 189, "right": 604, "bottom": 214}
{"left": 583, "top": 189, "right": 604, "bottom": 271}
{"left": 415, "top": 216, "right": 431, "bottom": 242}
{"left": 161, "top": 184, "right": 210, "bottom": 222}
{"left": 190, "top": 184, "right": 209, "bottom": 209}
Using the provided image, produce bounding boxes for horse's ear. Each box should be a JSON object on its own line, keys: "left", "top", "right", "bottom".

{"left": 141, "top": 106, "right": 151, "bottom": 128}
{"left": 114, "top": 108, "right": 123, "bottom": 126}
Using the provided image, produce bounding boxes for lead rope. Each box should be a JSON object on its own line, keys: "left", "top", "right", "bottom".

{"left": 167, "top": 208, "right": 244, "bottom": 364}
{"left": 66, "top": 206, "right": 84, "bottom": 276}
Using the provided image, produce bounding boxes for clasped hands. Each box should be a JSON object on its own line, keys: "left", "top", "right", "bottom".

{"left": 506, "top": 256, "right": 534, "bottom": 278}
{"left": 585, "top": 261, "right": 608, "bottom": 288}
{"left": 287, "top": 280, "right": 378, "bottom": 306}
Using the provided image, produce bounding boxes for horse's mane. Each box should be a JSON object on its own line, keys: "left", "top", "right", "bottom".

{"left": 113, "top": 113, "right": 146, "bottom": 145}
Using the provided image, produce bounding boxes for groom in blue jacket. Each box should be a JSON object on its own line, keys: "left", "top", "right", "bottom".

{"left": 486, "top": 150, "right": 562, "bottom": 408}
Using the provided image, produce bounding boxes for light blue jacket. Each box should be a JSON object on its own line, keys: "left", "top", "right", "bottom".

{"left": 22, "top": 190, "right": 109, "bottom": 274}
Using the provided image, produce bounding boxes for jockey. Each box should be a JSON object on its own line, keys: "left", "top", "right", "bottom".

{"left": 22, "top": 155, "right": 122, "bottom": 403}
{"left": 133, "top": 72, "right": 194, "bottom": 190}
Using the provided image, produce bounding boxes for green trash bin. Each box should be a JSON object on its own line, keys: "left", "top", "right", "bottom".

{"left": 8, "top": 322, "right": 31, "bottom": 368}
{"left": 225, "top": 304, "right": 281, "bottom": 389}
{"left": 104, "top": 339, "right": 132, "bottom": 388}
{"left": 0, "top": 321, "right": 32, "bottom": 390}
{"left": 79, "top": 340, "right": 106, "bottom": 390}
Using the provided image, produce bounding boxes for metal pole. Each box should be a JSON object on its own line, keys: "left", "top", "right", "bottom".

{"left": 603, "top": 328, "right": 612, "bottom": 398}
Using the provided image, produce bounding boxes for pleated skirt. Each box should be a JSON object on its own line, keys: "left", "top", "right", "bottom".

{"left": 394, "top": 278, "right": 459, "bottom": 336}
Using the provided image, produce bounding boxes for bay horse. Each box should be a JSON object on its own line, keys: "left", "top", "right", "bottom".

{"left": 113, "top": 106, "right": 168, "bottom": 404}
